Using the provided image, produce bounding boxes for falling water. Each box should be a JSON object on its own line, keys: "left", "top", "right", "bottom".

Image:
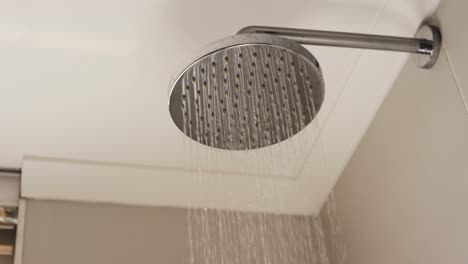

{"left": 179, "top": 45, "right": 345, "bottom": 263}
{"left": 186, "top": 193, "right": 346, "bottom": 264}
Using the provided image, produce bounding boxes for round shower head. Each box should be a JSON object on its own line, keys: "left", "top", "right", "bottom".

{"left": 169, "top": 33, "right": 325, "bottom": 150}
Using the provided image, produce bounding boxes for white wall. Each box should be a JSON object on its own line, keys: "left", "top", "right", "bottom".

{"left": 333, "top": 4, "right": 468, "bottom": 263}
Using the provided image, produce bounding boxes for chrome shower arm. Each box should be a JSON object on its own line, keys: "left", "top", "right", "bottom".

{"left": 238, "top": 25, "right": 441, "bottom": 68}
{"left": 238, "top": 26, "right": 431, "bottom": 54}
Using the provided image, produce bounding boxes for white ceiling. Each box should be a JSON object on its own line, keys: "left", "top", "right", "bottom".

{"left": 1, "top": 0, "right": 438, "bottom": 215}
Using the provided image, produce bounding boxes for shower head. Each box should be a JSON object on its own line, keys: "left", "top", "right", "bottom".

{"left": 169, "top": 33, "right": 325, "bottom": 150}
{"left": 169, "top": 24, "right": 440, "bottom": 150}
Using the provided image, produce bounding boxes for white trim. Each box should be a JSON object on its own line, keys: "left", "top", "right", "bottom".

{"left": 13, "top": 199, "right": 27, "bottom": 264}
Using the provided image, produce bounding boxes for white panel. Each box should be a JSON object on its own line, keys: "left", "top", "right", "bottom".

{"left": 3, "top": 0, "right": 439, "bottom": 214}
{"left": 0, "top": 0, "right": 387, "bottom": 176}
{"left": 22, "top": 156, "right": 311, "bottom": 215}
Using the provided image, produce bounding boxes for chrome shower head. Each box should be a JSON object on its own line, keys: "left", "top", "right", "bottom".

{"left": 169, "top": 33, "right": 325, "bottom": 150}
{"left": 168, "top": 24, "right": 440, "bottom": 150}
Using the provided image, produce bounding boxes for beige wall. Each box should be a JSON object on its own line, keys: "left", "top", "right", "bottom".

{"left": 333, "top": 4, "right": 468, "bottom": 263}
{"left": 22, "top": 201, "right": 190, "bottom": 264}
{"left": 437, "top": 0, "right": 468, "bottom": 109}
{"left": 21, "top": 199, "right": 341, "bottom": 264}
{"left": 0, "top": 173, "right": 20, "bottom": 264}
{"left": 0, "top": 257, "right": 13, "bottom": 264}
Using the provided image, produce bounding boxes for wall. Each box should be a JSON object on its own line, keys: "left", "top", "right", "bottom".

{"left": 333, "top": 3, "right": 468, "bottom": 263}
{"left": 0, "top": 173, "right": 20, "bottom": 264}
{"left": 0, "top": 230, "right": 15, "bottom": 264}
{"left": 0, "top": 173, "right": 20, "bottom": 207}
{"left": 437, "top": 0, "right": 468, "bottom": 110}
{"left": 0, "top": 257, "right": 12, "bottom": 264}
{"left": 22, "top": 201, "right": 189, "bottom": 264}
{"left": 20, "top": 199, "right": 343, "bottom": 264}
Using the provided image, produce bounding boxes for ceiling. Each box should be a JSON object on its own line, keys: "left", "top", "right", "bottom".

{"left": 1, "top": 0, "right": 438, "bottom": 215}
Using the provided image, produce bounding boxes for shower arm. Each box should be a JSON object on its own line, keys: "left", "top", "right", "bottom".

{"left": 237, "top": 25, "right": 441, "bottom": 68}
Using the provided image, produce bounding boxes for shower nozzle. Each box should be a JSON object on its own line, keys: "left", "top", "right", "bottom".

{"left": 169, "top": 24, "right": 441, "bottom": 150}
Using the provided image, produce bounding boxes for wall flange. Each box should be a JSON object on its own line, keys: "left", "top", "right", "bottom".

{"left": 413, "top": 25, "right": 441, "bottom": 69}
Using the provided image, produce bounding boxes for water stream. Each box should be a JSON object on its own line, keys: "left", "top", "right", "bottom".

{"left": 187, "top": 194, "right": 345, "bottom": 264}
{"left": 181, "top": 45, "right": 345, "bottom": 263}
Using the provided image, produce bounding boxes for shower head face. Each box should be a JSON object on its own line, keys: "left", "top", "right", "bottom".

{"left": 169, "top": 34, "right": 325, "bottom": 150}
